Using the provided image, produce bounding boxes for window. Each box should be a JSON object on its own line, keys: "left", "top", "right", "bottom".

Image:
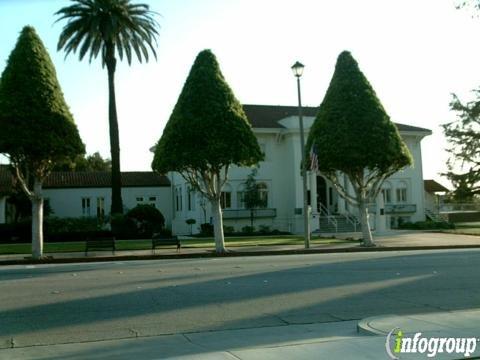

{"left": 81, "top": 197, "right": 91, "bottom": 216}
{"left": 258, "top": 182, "right": 268, "bottom": 208}
{"left": 175, "top": 187, "right": 183, "bottom": 211}
{"left": 96, "top": 197, "right": 105, "bottom": 219}
{"left": 221, "top": 184, "right": 232, "bottom": 209}
{"left": 187, "top": 186, "right": 195, "bottom": 211}
{"left": 381, "top": 182, "right": 392, "bottom": 204}
{"left": 221, "top": 192, "right": 232, "bottom": 209}
{"left": 149, "top": 196, "right": 156, "bottom": 202}
{"left": 396, "top": 182, "right": 408, "bottom": 203}
{"left": 136, "top": 197, "right": 144, "bottom": 202}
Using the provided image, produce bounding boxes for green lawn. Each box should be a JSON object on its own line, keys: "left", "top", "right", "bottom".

{"left": 0, "top": 235, "right": 353, "bottom": 255}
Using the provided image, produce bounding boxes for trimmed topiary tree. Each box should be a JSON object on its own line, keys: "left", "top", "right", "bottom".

{"left": 152, "top": 49, "right": 263, "bottom": 253}
{"left": 126, "top": 204, "right": 165, "bottom": 237}
{"left": 0, "top": 26, "right": 85, "bottom": 259}
{"left": 306, "top": 51, "right": 412, "bottom": 246}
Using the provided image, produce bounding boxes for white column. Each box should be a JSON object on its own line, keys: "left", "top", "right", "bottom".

{"left": 375, "top": 192, "right": 387, "bottom": 234}
{"left": 310, "top": 172, "right": 318, "bottom": 214}
{"left": 310, "top": 172, "right": 319, "bottom": 232}
{"left": 0, "top": 196, "right": 5, "bottom": 224}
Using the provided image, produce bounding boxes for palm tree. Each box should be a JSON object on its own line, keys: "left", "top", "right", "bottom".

{"left": 55, "top": 0, "right": 160, "bottom": 214}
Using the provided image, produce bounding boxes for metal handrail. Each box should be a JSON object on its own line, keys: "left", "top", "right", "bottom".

{"left": 344, "top": 212, "right": 359, "bottom": 232}
{"left": 319, "top": 203, "right": 338, "bottom": 232}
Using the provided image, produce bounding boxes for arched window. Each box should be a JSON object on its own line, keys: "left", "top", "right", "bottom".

{"left": 396, "top": 181, "right": 408, "bottom": 203}
{"left": 381, "top": 181, "right": 392, "bottom": 204}
{"left": 221, "top": 184, "right": 232, "bottom": 209}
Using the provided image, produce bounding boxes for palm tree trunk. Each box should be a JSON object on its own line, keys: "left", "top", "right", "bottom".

{"left": 106, "top": 47, "right": 123, "bottom": 215}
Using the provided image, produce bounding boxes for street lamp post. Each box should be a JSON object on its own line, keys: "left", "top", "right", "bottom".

{"left": 291, "top": 61, "right": 310, "bottom": 249}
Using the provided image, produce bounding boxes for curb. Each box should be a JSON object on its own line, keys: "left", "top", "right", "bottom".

{"left": 357, "top": 315, "right": 396, "bottom": 336}
{"left": 2, "top": 244, "right": 480, "bottom": 266}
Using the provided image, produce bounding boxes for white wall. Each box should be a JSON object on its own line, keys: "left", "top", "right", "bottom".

{"left": 168, "top": 121, "right": 430, "bottom": 235}
{"left": 43, "top": 186, "right": 172, "bottom": 227}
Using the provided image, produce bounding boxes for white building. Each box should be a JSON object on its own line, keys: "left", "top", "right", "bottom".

{"left": 169, "top": 104, "right": 432, "bottom": 235}
{"left": 0, "top": 170, "right": 172, "bottom": 227}
{"left": 0, "top": 104, "right": 432, "bottom": 235}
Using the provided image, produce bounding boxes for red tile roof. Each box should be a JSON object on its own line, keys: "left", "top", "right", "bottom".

{"left": 424, "top": 179, "right": 449, "bottom": 193}
{"left": 0, "top": 167, "right": 170, "bottom": 192}
{"left": 242, "top": 104, "right": 431, "bottom": 133}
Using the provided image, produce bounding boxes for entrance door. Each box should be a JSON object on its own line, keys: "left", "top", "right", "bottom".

{"left": 316, "top": 176, "right": 327, "bottom": 213}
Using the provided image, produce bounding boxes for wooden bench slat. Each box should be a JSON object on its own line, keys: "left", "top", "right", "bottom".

{"left": 85, "top": 237, "right": 116, "bottom": 256}
{"left": 152, "top": 235, "right": 181, "bottom": 252}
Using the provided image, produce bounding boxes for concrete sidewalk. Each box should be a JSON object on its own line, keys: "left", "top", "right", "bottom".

{"left": 3, "top": 310, "right": 480, "bottom": 359}
{"left": 1, "top": 231, "right": 480, "bottom": 265}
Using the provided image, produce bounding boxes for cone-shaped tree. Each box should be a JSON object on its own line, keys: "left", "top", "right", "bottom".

{"left": 0, "top": 26, "right": 85, "bottom": 259}
{"left": 152, "top": 49, "right": 263, "bottom": 253}
{"left": 307, "top": 51, "right": 412, "bottom": 246}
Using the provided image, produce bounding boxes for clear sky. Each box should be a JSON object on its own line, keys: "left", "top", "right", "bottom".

{"left": 1, "top": 0, "right": 479, "bottom": 187}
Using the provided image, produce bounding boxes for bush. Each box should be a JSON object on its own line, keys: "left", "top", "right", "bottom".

{"left": 258, "top": 225, "right": 271, "bottom": 234}
{"left": 399, "top": 221, "right": 455, "bottom": 230}
{"left": 110, "top": 214, "right": 137, "bottom": 239}
{"left": 45, "top": 216, "right": 100, "bottom": 233}
{"left": 200, "top": 223, "right": 214, "bottom": 236}
{"left": 126, "top": 205, "right": 165, "bottom": 237}
{"left": 0, "top": 219, "right": 31, "bottom": 243}
{"left": 242, "top": 225, "right": 255, "bottom": 234}
{"left": 223, "top": 225, "right": 234, "bottom": 234}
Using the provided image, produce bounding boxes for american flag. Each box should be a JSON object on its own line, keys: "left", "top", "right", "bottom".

{"left": 310, "top": 143, "right": 318, "bottom": 171}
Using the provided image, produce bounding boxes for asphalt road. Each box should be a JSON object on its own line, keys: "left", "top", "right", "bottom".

{"left": 1, "top": 249, "right": 480, "bottom": 350}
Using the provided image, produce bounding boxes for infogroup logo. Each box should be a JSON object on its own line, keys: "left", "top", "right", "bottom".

{"left": 385, "top": 328, "right": 478, "bottom": 359}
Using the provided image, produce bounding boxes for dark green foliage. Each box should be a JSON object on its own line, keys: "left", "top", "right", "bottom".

{"left": 0, "top": 26, "right": 85, "bottom": 166}
{"left": 55, "top": 0, "right": 159, "bottom": 65}
{"left": 126, "top": 204, "right": 165, "bottom": 236}
{"left": 223, "top": 225, "right": 234, "bottom": 234}
{"left": 241, "top": 225, "right": 255, "bottom": 234}
{"left": 110, "top": 213, "right": 137, "bottom": 239}
{"left": 200, "top": 223, "right": 214, "bottom": 236}
{"left": 443, "top": 93, "right": 480, "bottom": 200}
{"left": 186, "top": 218, "right": 196, "bottom": 225}
{"left": 152, "top": 49, "right": 263, "bottom": 174}
{"left": 53, "top": 152, "right": 112, "bottom": 172}
{"left": 6, "top": 192, "right": 53, "bottom": 222}
{"left": 46, "top": 216, "right": 101, "bottom": 233}
{"left": 399, "top": 221, "right": 455, "bottom": 230}
{"left": 306, "top": 51, "right": 411, "bottom": 175}
{"left": 243, "top": 168, "right": 267, "bottom": 227}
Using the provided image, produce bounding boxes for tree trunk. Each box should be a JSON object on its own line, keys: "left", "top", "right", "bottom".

{"left": 106, "top": 49, "right": 123, "bottom": 215}
{"left": 358, "top": 196, "right": 375, "bottom": 247}
{"left": 250, "top": 209, "right": 254, "bottom": 228}
{"left": 211, "top": 198, "right": 226, "bottom": 253}
{"left": 31, "top": 178, "right": 44, "bottom": 259}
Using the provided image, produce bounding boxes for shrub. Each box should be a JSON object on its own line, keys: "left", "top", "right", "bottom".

{"left": 45, "top": 216, "right": 100, "bottom": 233}
{"left": 223, "top": 225, "right": 234, "bottom": 234}
{"left": 242, "top": 225, "right": 255, "bottom": 234}
{"left": 399, "top": 221, "right": 455, "bottom": 230}
{"left": 200, "top": 223, "right": 214, "bottom": 236}
{"left": 126, "top": 204, "right": 165, "bottom": 237}
{"left": 259, "top": 225, "right": 271, "bottom": 234}
{"left": 110, "top": 213, "right": 137, "bottom": 239}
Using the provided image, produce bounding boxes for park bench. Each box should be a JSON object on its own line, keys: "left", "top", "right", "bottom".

{"left": 152, "top": 233, "right": 181, "bottom": 253}
{"left": 85, "top": 236, "right": 116, "bottom": 256}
